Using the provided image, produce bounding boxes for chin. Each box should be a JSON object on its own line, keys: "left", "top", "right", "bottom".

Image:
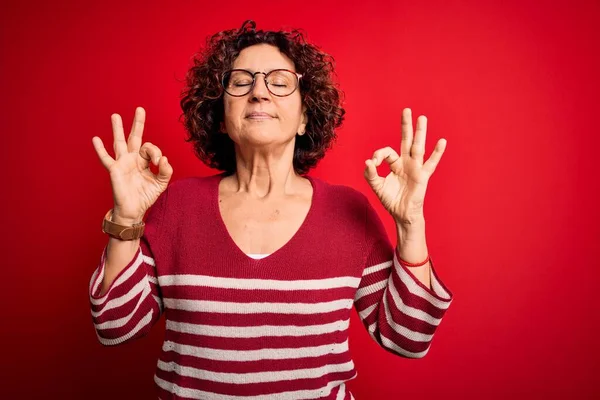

{"left": 243, "top": 125, "right": 278, "bottom": 136}
{"left": 240, "top": 129, "right": 292, "bottom": 144}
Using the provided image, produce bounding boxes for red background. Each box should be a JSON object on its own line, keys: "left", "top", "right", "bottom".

{"left": 1, "top": 0, "right": 599, "bottom": 398}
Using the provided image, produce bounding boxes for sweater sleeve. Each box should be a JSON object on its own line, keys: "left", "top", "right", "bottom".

{"left": 88, "top": 190, "right": 168, "bottom": 346}
{"left": 353, "top": 196, "right": 453, "bottom": 358}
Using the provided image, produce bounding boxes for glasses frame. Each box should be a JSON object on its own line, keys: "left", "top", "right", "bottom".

{"left": 221, "top": 68, "right": 303, "bottom": 98}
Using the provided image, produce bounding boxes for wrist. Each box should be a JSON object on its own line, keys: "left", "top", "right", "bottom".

{"left": 394, "top": 212, "right": 425, "bottom": 227}
{"left": 395, "top": 215, "right": 425, "bottom": 237}
{"left": 111, "top": 210, "right": 145, "bottom": 226}
{"left": 102, "top": 209, "right": 146, "bottom": 241}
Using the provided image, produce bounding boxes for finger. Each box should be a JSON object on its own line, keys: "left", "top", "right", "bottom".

{"left": 400, "top": 108, "right": 413, "bottom": 158}
{"left": 411, "top": 115, "right": 427, "bottom": 163}
{"left": 92, "top": 136, "right": 115, "bottom": 170}
{"left": 371, "top": 146, "right": 401, "bottom": 168}
{"left": 127, "top": 106, "right": 145, "bottom": 153}
{"left": 139, "top": 142, "right": 163, "bottom": 166}
{"left": 111, "top": 113, "right": 128, "bottom": 158}
{"left": 156, "top": 155, "right": 174, "bottom": 184}
{"left": 422, "top": 138, "right": 447, "bottom": 177}
{"left": 364, "top": 158, "right": 381, "bottom": 183}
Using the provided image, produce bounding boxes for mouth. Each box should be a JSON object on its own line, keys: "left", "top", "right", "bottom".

{"left": 246, "top": 112, "right": 276, "bottom": 120}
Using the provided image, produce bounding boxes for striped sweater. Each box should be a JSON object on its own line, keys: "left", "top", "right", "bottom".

{"left": 89, "top": 173, "right": 453, "bottom": 399}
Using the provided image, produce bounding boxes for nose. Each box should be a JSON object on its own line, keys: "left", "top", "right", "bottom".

{"left": 249, "top": 73, "right": 271, "bottom": 102}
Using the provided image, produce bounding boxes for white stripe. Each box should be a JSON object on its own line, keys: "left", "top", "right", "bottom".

{"left": 153, "top": 294, "right": 164, "bottom": 314}
{"left": 158, "top": 274, "right": 360, "bottom": 290}
{"left": 97, "top": 309, "right": 154, "bottom": 346}
{"left": 388, "top": 275, "right": 442, "bottom": 325}
{"left": 90, "top": 248, "right": 150, "bottom": 306}
{"left": 154, "top": 373, "right": 357, "bottom": 400}
{"left": 90, "top": 248, "right": 140, "bottom": 304}
{"left": 163, "top": 298, "right": 353, "bottom": 314}
{"left": 94, "top": 284, "right": 151, "bottom": 330}
{"left": 367, "top": 322, "right": 378, "bottom": 341}
{"left": 89, "top": 262, "right": 101, "bottom": 297}
{"left": 167, "top": 318, "right": 350, "bottom": 338}
{"left": 336, "top": 383, "right": 346, "bottom": 400}
{"left": 148, "top": 276, "right": 158, "bottom": 285}
{"left": 162, "top": 338, "right": 349, "bottom": 361}
{"left": 358, "top": 303, "right": 377, "bottom": 321}
{"left": 157, "top": 359, "right": 354, "bottom": 384}
{"left": 383, "top": 286, "right": 433, "bottom": 342}
{"left": 91, "top": 277, "right": 148, "bottom": 318}
{"left": 362, "top": 259, "right": 393, "bottom": 276}
{"left": 380, "top": 331, "right": 429, "bottom": 358}
{"left": 88, "top": 249, "right": 107, "bottom": 298}
{"left": 394, "top": 256, "right": 451, "bottom": 308}
{"left": 142, "top": 254, "right": 155, "bottom": 266}
{"left": 354, "top": 277, "right": 388, "bottom": 302}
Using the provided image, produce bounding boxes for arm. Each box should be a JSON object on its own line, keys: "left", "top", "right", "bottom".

{"left": 395, "top": 217, "right": 431, "bottom": 289}
{"left": 89, "top": 237, "right": 163, "bottom": 346}
{"left": 353, "top": 198, "right": 453, "bottom": 358}
{"left": 88, "top": 190, "right": 168, "bottom": 346}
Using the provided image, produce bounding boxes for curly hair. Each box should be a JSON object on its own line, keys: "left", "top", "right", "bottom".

{"left": 179, "top": 20, "right": 345, "bottom": 176}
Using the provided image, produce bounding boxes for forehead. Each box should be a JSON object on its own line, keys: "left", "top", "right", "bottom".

{"left": 232, "top": 43, "right": 295, "bottom": 71}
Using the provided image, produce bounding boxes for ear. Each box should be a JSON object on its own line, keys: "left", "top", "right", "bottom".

{"left": 298, "top": 104, "right": 308, "bottom": 135}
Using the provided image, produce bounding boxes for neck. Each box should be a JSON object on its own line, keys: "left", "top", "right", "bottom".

{"left": 228, "top": 142, "right": 303, "bottom": 199}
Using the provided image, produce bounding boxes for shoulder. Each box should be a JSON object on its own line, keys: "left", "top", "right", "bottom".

{"left": 162, "top": 173, "right": 221, "bottom": 199}
{"left": 311, "top": 177, "right": 371, "bottom": 225}
{"left": 148, "top": 173, "right": 221, "bottom": 216}
{"left": 313, "top": 176, "right": 368, "bottom": 208}
{"left": 311, "top": 177, "right": 381, "bottom": 248}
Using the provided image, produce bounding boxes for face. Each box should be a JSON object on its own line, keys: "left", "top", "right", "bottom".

{"left": 222, "top": 43, "right": 307, "bottom": 147}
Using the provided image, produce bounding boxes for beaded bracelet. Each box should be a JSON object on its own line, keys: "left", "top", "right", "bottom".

{"left": 398, "top": 254, "right": 430, "bottom": 267}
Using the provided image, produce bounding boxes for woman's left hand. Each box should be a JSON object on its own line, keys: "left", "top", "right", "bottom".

{"left": 364, "top": 108, "right": 447, "bottom": 226}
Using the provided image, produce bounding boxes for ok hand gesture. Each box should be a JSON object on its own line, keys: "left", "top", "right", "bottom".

{"left": 92, "top": 107, "right": 173, "bottom": 224}
{"left": 364, "top": 108, "right": 446, "bottom": 226}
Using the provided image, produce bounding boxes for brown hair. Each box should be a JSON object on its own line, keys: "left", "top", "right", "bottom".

{"left": 179, "top": 20, "right": 345, "bottom": 175}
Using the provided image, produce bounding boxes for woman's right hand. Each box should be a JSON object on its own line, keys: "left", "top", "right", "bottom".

{"left": 92, "top": 107, "right": 173, "bottom": 225}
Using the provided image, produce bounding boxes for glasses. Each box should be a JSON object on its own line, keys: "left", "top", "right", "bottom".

{"left": 221, "top": 69, "right": 303, "bottom": 97}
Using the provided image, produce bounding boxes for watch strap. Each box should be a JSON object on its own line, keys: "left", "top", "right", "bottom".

{"left": 101, "top": 209, "right": 145, "bottom": 240}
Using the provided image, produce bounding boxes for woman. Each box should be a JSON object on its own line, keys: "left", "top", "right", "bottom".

{"left": 89, "top": 20, "right": 453, "bottom": 400}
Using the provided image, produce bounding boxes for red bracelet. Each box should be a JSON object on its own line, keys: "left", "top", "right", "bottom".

{"left": 398, "top": 254, "right": 430, "bottom": 267}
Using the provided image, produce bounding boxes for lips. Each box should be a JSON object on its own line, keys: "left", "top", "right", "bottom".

{"left": 246, "top": 112, "right": 275, "bottom": 119}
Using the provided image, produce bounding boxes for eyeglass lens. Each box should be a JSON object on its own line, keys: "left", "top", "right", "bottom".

{"left": 223, "top": 70, "right": 299, "bottom": 97}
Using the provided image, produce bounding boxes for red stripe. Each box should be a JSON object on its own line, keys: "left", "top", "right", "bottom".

{"left": 161, "top": 284, "right": 356, "bottom": 304}
{"left": 159, "top": 348, "right": 352, "bottom": 373}
{"left": 390, "top": 268, "right": 448, "bottom": 319}
{"left": 90, "top": 265, "right": 149, "bottom": 314}
{"left": 354, "top": 287, "right": 386, "bottom": 314}
{"left": 377, "top": 308, "right": 432, "bottom": 354}
{"left": 154, "top": 366, "right": 356, "bottom": 397}
{"left": 167, "top": 307, "right": 351, "bottom": 327}
{"left": 95, "top": 298, "right": 159, "bottom": 341}
{"left": 91, "top": 283, "right": 146, "bottom": 317}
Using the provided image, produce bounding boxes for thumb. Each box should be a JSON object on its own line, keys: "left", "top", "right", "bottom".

{"left": 156, "top": 156, "right": 173, "bottom": 184}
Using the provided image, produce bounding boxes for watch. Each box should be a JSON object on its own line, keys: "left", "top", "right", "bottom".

{"left": 102, "top": 209, "right": 145, "bottom": 240}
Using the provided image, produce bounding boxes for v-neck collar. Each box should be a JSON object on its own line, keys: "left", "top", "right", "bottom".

{"left": 211, "top": 172, "right": 318, "bottom": 265}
